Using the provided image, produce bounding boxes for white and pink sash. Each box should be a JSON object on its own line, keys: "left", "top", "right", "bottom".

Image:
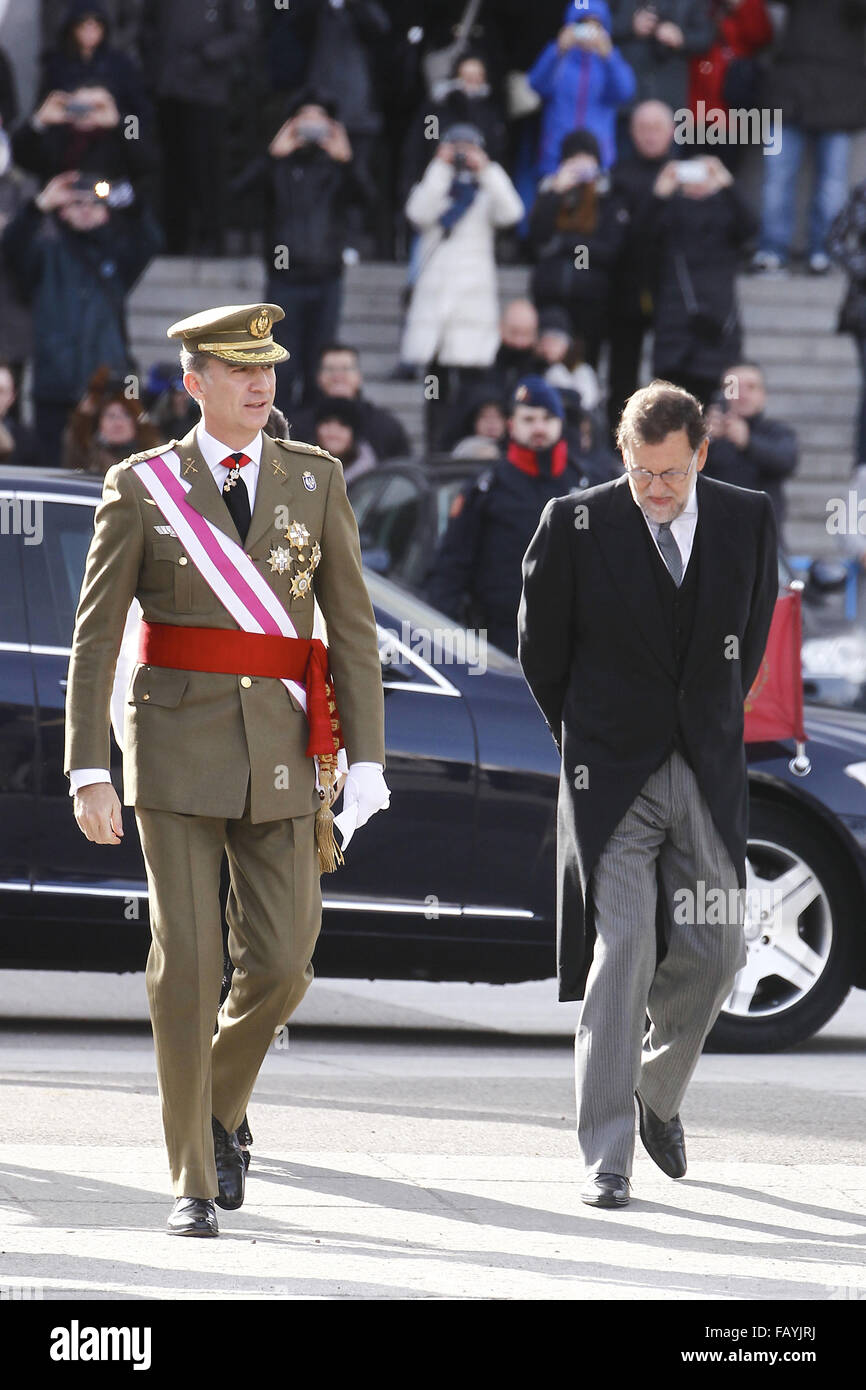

{"left": 111, "top": 449, "right": 330, "bottom": 759}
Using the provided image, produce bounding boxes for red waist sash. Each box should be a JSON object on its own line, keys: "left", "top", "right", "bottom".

{"left": 137, "top": 620, "right": 343, "bottom": 760}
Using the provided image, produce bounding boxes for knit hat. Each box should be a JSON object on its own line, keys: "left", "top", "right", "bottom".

{"left": 511, "top": 376, "right": 565, "bottom": 420}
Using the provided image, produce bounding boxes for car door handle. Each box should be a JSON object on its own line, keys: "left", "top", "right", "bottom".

{"left": 58, "top": 679, "right": 67, "bottom": 690}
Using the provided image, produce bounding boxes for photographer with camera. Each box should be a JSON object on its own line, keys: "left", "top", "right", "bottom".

{"left": 610, "top": 2, "right": 715, "bottom": 113}
{"left": 399, "top": 122, "right": 523, "bottom": 445}
{"left": 14, "top": 4, "right": 153, "bottom": 191}
{"left": 1, "top": 167, "right": 161, "bottom": 458}
{"left": 528, "top": 1, "right": 636, "bottom": 185}
{"left": 703, "top": 359, "right": 797, "bottom": 532}
{"left": 232, "top": 88, "right": 366, "bottom": 411}
{"left": 648, "top": 152, "right": 756, "bottom": 405}
{"left": 529, "top": 129, "right": 630, "bottom": 369}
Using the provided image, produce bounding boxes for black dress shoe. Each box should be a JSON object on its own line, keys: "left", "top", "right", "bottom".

{"left": 166, "top": 1197, "right": 219, "bottom": 1237}
{"left": 636, "top": 1092, "right": 687, "bottom": 1178}
{"left": 580, "top": 1172, "right": 630, "bottom": 1208}
{"left": 212, "top": 1115, "right": 245, "bottom": 1210}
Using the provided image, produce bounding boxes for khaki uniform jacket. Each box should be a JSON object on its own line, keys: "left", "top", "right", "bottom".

{"left": 63, "top": 427, "right": 386, "bottom": 823}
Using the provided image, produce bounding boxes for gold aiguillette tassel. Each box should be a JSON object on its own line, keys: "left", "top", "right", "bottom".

{"left": 315, "top": 754, "right": 344, "bottom": 874}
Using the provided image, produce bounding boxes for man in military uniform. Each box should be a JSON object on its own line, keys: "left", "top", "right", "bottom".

{"left": 64, "top": 303, "right": 389, "bottom": 1236}
{"left": 426, "top": 378, "right": 585, "bottom": 655}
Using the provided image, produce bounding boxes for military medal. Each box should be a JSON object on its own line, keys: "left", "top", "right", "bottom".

{"left": 223, "top": 462, "right": 243, "bottom": 494}
{"left": 303, "top": 471, "right": 316, "bottom": 491}
{"left": 268, "top": 545, "right": 292, "bottom": 574}
{"left": 290, "top": 570, "right": 313, "bottom": 599}
{"left": 285, "top": 520, "right": 310, "bottom": 548}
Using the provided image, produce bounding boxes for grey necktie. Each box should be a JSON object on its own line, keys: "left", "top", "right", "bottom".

{"left": 656, "top": 521, "right": 683, "bottom": 586}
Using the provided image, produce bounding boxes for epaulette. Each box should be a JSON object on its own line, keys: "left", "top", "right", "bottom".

{"left": 274, "top": 437, "right": 340, "bottom": 465}
{"left": 122, "top": 441, "right": 177, "bottom": 466}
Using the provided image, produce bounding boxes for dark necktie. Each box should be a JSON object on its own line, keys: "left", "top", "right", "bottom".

{"left": 221, "top": 452, "right": 251, "bottom": 545}
{"left": 656, "top": 521, "right": 683, "bottom": 586}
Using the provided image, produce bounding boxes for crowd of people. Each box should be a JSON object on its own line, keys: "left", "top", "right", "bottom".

{"left": 2, "top": 0, "right": 866, "bottom": 620}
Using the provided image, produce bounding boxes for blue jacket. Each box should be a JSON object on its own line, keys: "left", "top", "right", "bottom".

{"left": 529, "top": 0, "right": 636, "bottom": 173}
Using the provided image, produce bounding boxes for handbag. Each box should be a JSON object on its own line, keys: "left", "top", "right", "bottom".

{"left": 422, "top": 0, "right": 484, "bottom": 96}
{"left": 674, "top": 252, "right": 729, "bottom": 343}
{"left": 837, "top": 281, "right": 866, "bottom": 338}
{"left": 505, "top": 69, "right": 541, "bottom": 119}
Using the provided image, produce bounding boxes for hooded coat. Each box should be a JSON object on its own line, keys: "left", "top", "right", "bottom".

{"left": 401, "top": 155, "right": 524, "bottom": 367}
{"left": 529, "top": 1, "right": 637, "bottom": 174}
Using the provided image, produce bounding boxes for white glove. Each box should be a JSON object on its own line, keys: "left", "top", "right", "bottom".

{"left": 333, "top": 761, "right": 390, "bottom": 850}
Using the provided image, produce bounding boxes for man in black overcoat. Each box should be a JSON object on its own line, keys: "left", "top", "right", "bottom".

{"left": 518, "top": 380, "right": 777, "bottom": 1208}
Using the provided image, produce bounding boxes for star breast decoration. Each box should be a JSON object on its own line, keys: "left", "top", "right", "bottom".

{"left": 268, "top": 519, "right": 322, "bottom": 595}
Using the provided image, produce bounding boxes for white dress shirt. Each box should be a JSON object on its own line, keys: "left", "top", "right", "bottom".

{"left": 641, "top": 477, "right": 699, "bottom": 578}
{"left": 196, "top": 422, "right": 262, "bottom": 511}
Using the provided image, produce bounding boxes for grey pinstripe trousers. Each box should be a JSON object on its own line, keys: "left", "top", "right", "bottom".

{"left": 576, "top": 749, "right": 747, "bottom": 1177}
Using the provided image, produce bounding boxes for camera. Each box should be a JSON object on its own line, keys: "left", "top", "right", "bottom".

{"left": 71, "top": 175, "right": 135, "bottom": 208}
{"left": 676, "top": 159, "right": 709, "bottom": 184}
{"left": 571, "top": 22, "right": 597, "bottom": 39}
{"left": 65, "top": 100, "right": 95, "bottom": 119}
{"left": 296, "top": 120, "right": 329, "bottom": 144}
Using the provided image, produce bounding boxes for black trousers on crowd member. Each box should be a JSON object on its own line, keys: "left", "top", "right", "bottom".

{"left": 607, "top": 309, "right": 652, "bottom": 440}
{"left": 857, "top": 336, "right": 866, "bottom": 467}
{"left": 536, "top": 296, "right": 607, "bottom": 369}
{"left": 157, "top": 98, "right": 228, "bottom": 255}
{"left": 268, "top": 273, "right": 343, "bottom": 415}
{"left": 35, "top": 399, "right": 74, "bottom": 464}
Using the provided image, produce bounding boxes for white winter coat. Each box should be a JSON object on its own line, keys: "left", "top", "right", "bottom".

{"left": 400, "top": 157, "right": 524, "bottom": 368}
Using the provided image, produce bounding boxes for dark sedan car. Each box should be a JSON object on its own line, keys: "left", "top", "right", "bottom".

{"left": 2, "top": 465, "right": 866, "bottom": 1052}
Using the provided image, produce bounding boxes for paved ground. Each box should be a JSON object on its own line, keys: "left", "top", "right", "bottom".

{"left": 0, "top": 973, "right": 864, "bottom": 1305}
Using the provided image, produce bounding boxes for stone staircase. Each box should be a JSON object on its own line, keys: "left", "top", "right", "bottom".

{"left": 128, "top": 257, "right": 861, "bottom": 559}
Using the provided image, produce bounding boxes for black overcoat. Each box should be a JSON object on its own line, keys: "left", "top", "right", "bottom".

{"left": 518, "top": 472, "right": 778, "bottom": 1001}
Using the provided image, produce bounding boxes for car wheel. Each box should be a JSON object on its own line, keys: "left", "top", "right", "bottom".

{"left": 706, "top": 801, "right": 855, "bottom": 1052}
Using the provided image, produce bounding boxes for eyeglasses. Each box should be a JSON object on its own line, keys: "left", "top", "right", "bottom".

{"left": 624, "top": 448, "right": 699, "bottom": 486}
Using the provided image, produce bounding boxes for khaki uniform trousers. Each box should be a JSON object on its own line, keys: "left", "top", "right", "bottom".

{"left": 136, "top": 784, "right": 321, "bottom": 1198}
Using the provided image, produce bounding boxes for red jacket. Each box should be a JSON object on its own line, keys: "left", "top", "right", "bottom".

{"left": 689, "top": 0, "right": 773, "bottom": 113}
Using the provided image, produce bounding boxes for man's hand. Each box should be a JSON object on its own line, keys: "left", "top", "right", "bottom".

{"left": 73, "top": 783, "right": 124, "bottom": 845}
{"left": 725, "top": 414, "right": 750, "bottom": 449}
{"left": 269, "top": 116, "right": 304, "bottom": 158}
{"left": 436, "top": 141, "right": 456, "bottom": 164}
{"left": 655, "top": 20, "right": 684, "bottom": 48}
{"left": 34, "top": 90, "right": 71, "bottom": 127}
{"left": 653, "top": 161, "right": 681, "bottom": 198}
{"left": 35, "top": 169, "right": 83, "bottom": 214}
{"left": 320, "top": 119, "right": 352, "bottom": 163}
{"left": 633, "top": 7, "right": 659, "bottom": 37}
{"left": 71, "top": 86, "right": 119, "bottom": 130}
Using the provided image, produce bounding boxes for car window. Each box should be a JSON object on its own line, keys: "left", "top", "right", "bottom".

{"left": 358, "top": 474, "right": 422, "bottom": 570}
{"left": 347, "top": 471, "right": 387, "bottom": 528}
{"left": 19, "top": 497, "right": 96, "bottom": 648}
{"left": 365, "top": 568, "right": 520, "bottom": 675}
{"left": 0, "top": 517, "right": 27, "bottom": 644}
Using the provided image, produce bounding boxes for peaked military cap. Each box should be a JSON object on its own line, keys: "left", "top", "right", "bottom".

{"left": 167, "top": 303, "right": 289, "bottom": 364}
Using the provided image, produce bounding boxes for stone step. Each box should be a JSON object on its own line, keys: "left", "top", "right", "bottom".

{"left": 785, "top": 521, "right": 839, "bottom": 557}
{"left": 742, "top": 334, "right": 856, "bottom": 365}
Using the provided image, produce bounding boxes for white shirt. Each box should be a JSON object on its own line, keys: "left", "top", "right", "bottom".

{"left": 641, "top": 477, "right": 699, "bottom": 578}
{"left": 196, "top": 422, "right": 262, "bottom": 510}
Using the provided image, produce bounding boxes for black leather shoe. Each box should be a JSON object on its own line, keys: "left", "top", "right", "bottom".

{"left": 166, "top": 1197, "right": 219, "bottom": 1237}
{"left": 636, "top": 1092, "right": 687, "bottom": 1178}
{"left": 580, "top": 1173, "right": 630, "bottom": 1208}
{"left": 212, "top": 1115, "right": 245, "bottom": 1210}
